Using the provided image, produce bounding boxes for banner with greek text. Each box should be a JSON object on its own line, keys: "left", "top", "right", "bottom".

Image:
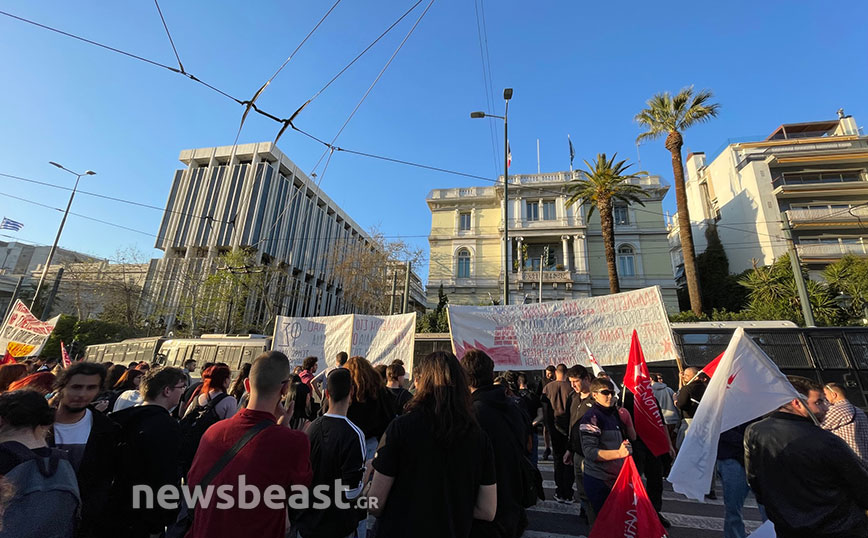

{"left": 448, "top": 286, "right": 676, "bottom": 370}
{"left": 350, "top": 313, "right": 416, "bottom": 367}
{"left": 272, "top": 314, "right": 354, "bottom": 368}
{"left": 272, "top": 313, "right": 416, "bottom": 369}
{"left": 0, "top": 300, "right": 61, "bottom": 358}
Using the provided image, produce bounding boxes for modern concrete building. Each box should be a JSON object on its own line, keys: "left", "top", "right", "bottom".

{"left": 668, "top": 110, "right": 867, "bottom": 280}
{"left": 385, "top": 261, "right": 426, "bottom": 315}
{"left": 143, "top": 142, "right": 378, "bottom": 332}
{"left": 426, "top": 170, "right": 678, "bottom": 311}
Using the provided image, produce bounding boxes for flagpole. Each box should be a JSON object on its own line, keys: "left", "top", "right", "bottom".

{"left": 536, "top": 139, "right": 540, "bottom": 174}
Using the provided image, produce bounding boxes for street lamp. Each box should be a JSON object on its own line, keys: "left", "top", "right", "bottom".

{"left": 32, "top": 162, "right": 96, "bottom": 316}
{"left": 471, "top": 87, "right": 513, "bottom": 305}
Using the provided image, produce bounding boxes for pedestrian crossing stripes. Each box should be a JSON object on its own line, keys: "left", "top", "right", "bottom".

{"left": 527, "top": 448, "right": 765, "bottom": 538}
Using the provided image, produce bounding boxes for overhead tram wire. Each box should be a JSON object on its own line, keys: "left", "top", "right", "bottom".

{"left": 233, "top": 0, "right": 343, "bottom": 147}
{"left": 0, "top": 8, "right": 843, "bottom": 249}
{"left": 253, "top": 0, "right": 436, "bottom": 251}
{"left": 473, "top": 0, "right": 500, "bottom": 177}
{"left": 153, "top": 0, "right": 184, "bottom": 73}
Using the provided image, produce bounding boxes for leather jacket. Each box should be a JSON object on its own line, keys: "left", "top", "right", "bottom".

{"left": 745, "top": 411, "right": 868, "bottom": 537}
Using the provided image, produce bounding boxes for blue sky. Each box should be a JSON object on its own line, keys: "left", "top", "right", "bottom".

{"left": 1, "top": 1, "right": 866, "bottom": 284}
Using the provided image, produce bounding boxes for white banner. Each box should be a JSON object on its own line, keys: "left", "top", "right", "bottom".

{"left": 448, "top": 286, "right": 676, "bottom": 370}
{"left": 351, "top": 313, "right": 416, "bottom": 367}
{"left": 272, "top": 314, "right": 353, "bottom": 368}
{"left": 0, "top": 300, "right": 61, "bottom": 358}
{"left": 272, "top": 313, "right": 416, "bottom": 370}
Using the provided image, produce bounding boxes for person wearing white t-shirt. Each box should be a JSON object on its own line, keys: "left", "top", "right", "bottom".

{"left": 113, "top": 389, "right": 144, "bottom": 412}
{"left": 51, "top": 362, "right": 122, "bottom": 538}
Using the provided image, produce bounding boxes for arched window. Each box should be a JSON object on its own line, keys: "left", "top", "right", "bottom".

{"left": 618, "top": 245, "right": 635, "bottom": 277}
{"left": 457, "top": 249, "right": 471, "bottom": 278}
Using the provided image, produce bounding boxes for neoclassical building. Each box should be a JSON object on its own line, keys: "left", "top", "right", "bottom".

{"left": 426, "top": 170, "right": 678, "bottom": 310}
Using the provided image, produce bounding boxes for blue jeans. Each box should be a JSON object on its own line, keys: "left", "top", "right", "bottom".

{"left": 530, "top": 429, "right": 539, "bottom": 467}
{"left": 716, "top": 459, "right": 749, "bottom": 538}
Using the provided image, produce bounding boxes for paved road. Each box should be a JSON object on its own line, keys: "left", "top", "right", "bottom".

{"left": 523, "top": 448, "right": 765, "bottom": 538}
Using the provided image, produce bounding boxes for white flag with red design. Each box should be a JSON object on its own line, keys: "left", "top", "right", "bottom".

{"left": 667, "top": 328, "right": 800, "bottom": 501}
{"left": 584, "top": 343, "right": 605, "bottom": 377}
{"left": 623, "top": 330, "right": 671, "bottom": 457}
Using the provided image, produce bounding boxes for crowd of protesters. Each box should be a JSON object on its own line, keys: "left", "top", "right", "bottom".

{"left": 0, "top": 347, "right": 866, "bottom": 538}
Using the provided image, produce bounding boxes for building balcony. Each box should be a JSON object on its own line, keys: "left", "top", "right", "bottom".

{"left": 517, "top": 270, "right": 573, "bottom": 283}
{"left": 787, "top": 206, "right": 868, "bottom": 229}
{"left": 796, "top": 242, "right": 868, "bottom": 261}
{"left": 772, "top": 171, "right": 868, "bottom": 198}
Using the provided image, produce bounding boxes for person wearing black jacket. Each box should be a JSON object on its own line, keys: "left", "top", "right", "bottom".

{"left": 106, "top": 367, "right": 187, "bottom": 538}
{"left": 50, "top": 363, "right": 121, "bottom": 538}
{"left": 745, "top": 376, "right": 868, "bottom": 538}
{"left": 461, "top": 349, "right": 530, "bottom": 538}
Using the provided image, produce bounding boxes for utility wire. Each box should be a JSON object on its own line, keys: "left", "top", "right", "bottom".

{"left": 153, "top": 0, "right": 184, "bottom": 73}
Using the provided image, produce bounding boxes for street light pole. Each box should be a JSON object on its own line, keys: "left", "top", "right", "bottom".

{"left": 32, "top": 162, "right": 96, "bottom": 316}
{"left": 471, "top": 87, "right": 513, "bottom": 305}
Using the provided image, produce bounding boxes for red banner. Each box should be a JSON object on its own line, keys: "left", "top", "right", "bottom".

{"left": 623, "top": 330, "right": 671, "bottom": 457}
{"left": 589, "top": 455, "right": 667, "bottom": 538}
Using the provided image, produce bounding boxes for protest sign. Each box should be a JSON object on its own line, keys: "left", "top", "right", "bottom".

{"left": 448, "top": 286, "right": 676, "bottom": 370}
{"left": 0, "top": 300, "right": 60, "bottom": 358}
{"left": 273, "top": 313, "right": 416, "bottom": 369}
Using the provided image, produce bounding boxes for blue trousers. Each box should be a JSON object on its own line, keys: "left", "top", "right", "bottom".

{"left": 716, "top": 458, "right": 750, "bottom": 538}
{"left": 583, "top": 474, "right": 612, "bottom": 516}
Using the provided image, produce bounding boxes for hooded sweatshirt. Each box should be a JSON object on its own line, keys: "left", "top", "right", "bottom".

{"left": 651, "top": 381, "right": 680, "bottom": 425}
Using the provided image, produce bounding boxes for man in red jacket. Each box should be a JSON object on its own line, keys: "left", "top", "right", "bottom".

{"left": 186, "top": 351, "right": 312, "bottom": 537}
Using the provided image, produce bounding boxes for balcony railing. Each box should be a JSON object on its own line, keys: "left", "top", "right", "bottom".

{"left": 796, "top": 243, "right": 868, "bottom": 259}
{"left": 517, "top": 270, "right": 573, "bottom": 283}
{"left": 772, "top": 171, "right": 864, "bottom": 189}
{"left": 787, "top": 206, "right": 868, "bottom": 224}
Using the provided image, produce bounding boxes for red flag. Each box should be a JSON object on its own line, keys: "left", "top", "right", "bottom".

{"left": 0, "top": 348, "right": 15, "bottom": 365}
{"left": 685, "top": 351, "right": 724, "bottom": 385}
{"left": 61, "top": 341, "right": 72, "bottom": 368}
{"left": 623, "top": 330, "right": 671, "bottom": 457}
{"left": 589, "top": 455, "right": 667, "bottom": 538}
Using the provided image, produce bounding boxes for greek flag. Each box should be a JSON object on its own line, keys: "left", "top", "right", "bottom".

{"left": 0, "top": 218, "right": 23, "bottom": 231}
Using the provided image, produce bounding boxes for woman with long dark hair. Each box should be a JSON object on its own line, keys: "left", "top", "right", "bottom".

{"left": 229, "top": 363, "right": 252, "bottom": 401}
{"left": 283, "top": 376, "right": 312, "bottom": 430}
{"left": 345, "top": 356, "right": 396, "bottom": 460}
{"left": 367, "top": 351, "right": 497, "bottom": 538}
{"left": 110, "top": 369, "right": 145, "bottom": 412}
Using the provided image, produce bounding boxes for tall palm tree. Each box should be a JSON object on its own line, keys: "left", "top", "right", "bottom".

{"left": 635, "top": 87, "right": 720, "bottom": 315}
{"left": 566, "top": 153, "right": 648, "bottom": 294}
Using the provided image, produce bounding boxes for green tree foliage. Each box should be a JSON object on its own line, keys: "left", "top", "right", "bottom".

{"left": 417, "top": 284, "right": 449, "bottom": 333}
{"left": 822, "top": 255, "right": 868, "bottom": 325}
{"left": 635, "top": 87, "right": 720, "bottom": 315}
{"left": 739, "top": 255, "right": 839, "bottom": 326}
{"left": 565, "top": 153, "right": 648, "bottom": 294}
{"left": 40, "top": 314, "right": 78, "bottom": 358}
{"left": 695, "top": 225, "right": 747, "bottom": 312}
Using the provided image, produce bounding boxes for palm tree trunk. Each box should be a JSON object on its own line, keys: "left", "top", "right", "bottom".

{"left": 599, "top": 200, "right": 620, "bottom": 294}
{"left": 666, "top": 130, "right": 703, "bottom": 315}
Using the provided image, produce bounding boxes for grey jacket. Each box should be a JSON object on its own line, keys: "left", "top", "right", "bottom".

{"left": 651, "top": 382, "right": 680, "bottom": 425}
{"left": 579, "top": 403, "right": 625, "bottom": 486}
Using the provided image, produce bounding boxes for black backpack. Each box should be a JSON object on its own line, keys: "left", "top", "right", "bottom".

{"left": 0, "top": 442, "right": 80, "bottom": 538}
{"left": 178, "top": 392, "right": 229, "bottom": 472}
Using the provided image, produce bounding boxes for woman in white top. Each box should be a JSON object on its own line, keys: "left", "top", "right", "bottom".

{"left": 183, "top": 365, "right": 237, "bottom": 420}
{"left": 111, "top": 369, "right": 145, "bottom": 412}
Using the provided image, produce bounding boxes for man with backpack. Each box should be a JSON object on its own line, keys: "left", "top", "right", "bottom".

{"left": 186, "top": 350, "right": 312, "bottom": 537}
{"left": 107, "top": 367, "right": 188, "bottom": 538}
{"left": 50, "top": 362, "right": 120, "bottom": 538}
{"left": 0, "top": 390, "right": 80, "bottom": 538}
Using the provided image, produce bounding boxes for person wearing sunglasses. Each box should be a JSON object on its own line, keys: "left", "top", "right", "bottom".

{"left": 577, "top": 377, "right": 632, "bottom": 520}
